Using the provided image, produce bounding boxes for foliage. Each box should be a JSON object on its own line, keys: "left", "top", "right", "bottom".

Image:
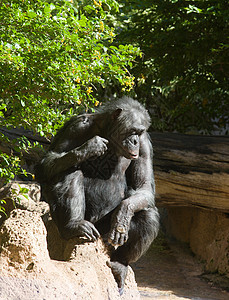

{"left": 1, "top": 0, "right": 228, "bottom": 188}
{"left": 0, "top": 0, "right": 140, "bottom": 183}
{"left": 115, "top": 0, "right": 229, "bottom": 133}
{"left": 0, "top": 132, "right": 37, "bottom": 184}
{"left": 0, "top": 199, "right": 6, "bottom": 215}
{"left": 0, "top": 183, "right": 29, "bottom": 216}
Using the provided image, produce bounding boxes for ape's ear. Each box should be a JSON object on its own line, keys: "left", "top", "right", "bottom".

{"left": 112, "top": 108, "right": 122, "bottom": 120}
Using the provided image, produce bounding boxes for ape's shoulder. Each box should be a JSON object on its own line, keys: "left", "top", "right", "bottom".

{"left": 49, "top": 113, "right": 97, "bottom": 152}
{"left": 66, "top": 114, "right": 95, "bottom": 133}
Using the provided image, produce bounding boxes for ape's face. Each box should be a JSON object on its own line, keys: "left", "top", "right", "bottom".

{"left": 119, "top": 126, "right": 145, "bottom": 160}
{"left": 110, "top": 110, "right": 146, "bottom": 160}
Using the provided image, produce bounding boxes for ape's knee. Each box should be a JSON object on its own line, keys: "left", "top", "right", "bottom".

{"left": 133, "top": 207, "right": 160, "bottom": 241}
{"left": 146, "top": 207, "right": 160, "bottom": 240}
{"left": 130, "top": 208, "right": 159, "bottom": 261}
{"left": 111, "top": 208, "right": 160, "bottom": 264}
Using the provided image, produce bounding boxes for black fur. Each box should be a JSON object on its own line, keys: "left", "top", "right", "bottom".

{"left": 36, "top": 97, "right": 159, "bottom": 291}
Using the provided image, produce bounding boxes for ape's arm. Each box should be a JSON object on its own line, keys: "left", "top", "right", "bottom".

{"left": 108, "top": 134, "right": 155, "bottom": 246}
{"left": 36, "top": 135, "right": 108, "bottom": 182}
{"left": 123, "top": 135, "right": 155, "bottom": 211}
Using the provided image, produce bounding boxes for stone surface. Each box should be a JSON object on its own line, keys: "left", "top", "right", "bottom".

{"left": 164, "top": 207, "right": 229, "bottom": 277}
{"left": 132, "top": 234, "right": 229, "bottom": 300}
{"left": 0, "top": 183, "right": 140, "bottom": 300}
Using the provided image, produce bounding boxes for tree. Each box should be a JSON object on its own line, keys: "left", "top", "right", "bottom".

{"left": 115, "top": 0, "right": 229, "bottom": 133}
{"left": 0, "top": 0, "right": 140, "bottom": 184}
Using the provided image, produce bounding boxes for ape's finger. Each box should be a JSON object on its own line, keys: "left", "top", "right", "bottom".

{"left": 83, "top": 233, "right": 93, "bottom": 240}
{"left": 109, "top": 229, "right": 115, "bottom": 241}
{"left": 101, "top": 137, "right": 109, "bottom": 144}
{"left": 91, "top": 226, "right": 100, "bottom": 238}
{"left": 81, "top": 226, "right": 97, "bottom": 241}
{"left": 113, "top": 232, "right": 120, "bottom": 245}
{"left": 124, "top": 233, "right": 128, "bottom": 243}
{"left": 118, "top": 233, "right": 125, "bottom": 246}
{"left": 90, "top": 234, "right": 97, "bottom": 241}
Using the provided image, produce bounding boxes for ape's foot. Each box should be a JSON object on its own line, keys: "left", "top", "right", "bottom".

{"left": 107, "top": 261, "right": 128, "bottom": 295}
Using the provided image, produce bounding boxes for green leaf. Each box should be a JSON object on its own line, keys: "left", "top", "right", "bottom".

{"left": 20, "top": 100, "right": 25, "bottom": 107}
{"left": 27, "top": 10, "right": 37, "bottom": 18}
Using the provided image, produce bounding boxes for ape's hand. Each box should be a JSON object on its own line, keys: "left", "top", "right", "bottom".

{"left": 81, "top": 135, "right": 109, "bottom": 158}
{"left": 108, "top": 202, "right": 134, "bottom": 247}
{"left": 76, "top": 220, "right": 100, "bottom": 242}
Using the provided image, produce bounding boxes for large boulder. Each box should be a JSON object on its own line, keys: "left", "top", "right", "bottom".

{"left": 0, "top": 183, "right": 140, "bottom": 300}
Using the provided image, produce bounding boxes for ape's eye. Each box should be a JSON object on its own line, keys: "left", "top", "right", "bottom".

{"left": 137, "top": 129, "right": 145, "bottom": 135}
{"left": 129, "top": 126, "right": 145, "bottom": 136}
{"left": 125, "top": 131, "right": 136, "bottom": 137}
{"left": 132, "top": 130, "right": 144, "bottom": 136}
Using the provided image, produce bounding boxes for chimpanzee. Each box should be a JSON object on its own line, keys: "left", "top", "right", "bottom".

{"left": 36, "top": 97, "right": 159, "bottom": 293}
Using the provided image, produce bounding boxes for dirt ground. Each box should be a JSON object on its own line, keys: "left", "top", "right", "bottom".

{"left": 132, "top": 233, "right": 229, "bottom": 300}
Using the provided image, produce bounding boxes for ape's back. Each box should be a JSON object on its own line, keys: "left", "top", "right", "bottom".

{"left": 49, "top": 114, "right": 98, "bottom": 153}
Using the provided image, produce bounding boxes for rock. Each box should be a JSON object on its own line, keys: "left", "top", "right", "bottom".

{"left": 0, "top": 182, "right": 49, "bottom": 227}
{"left": 0, "top": 209, "right": 50, "bottom": 272}
{"left": 0, "top": 183, "right": 140, "bottom": 299}
{"left": 164, "top": 207, "right": 229, "bottom": 278}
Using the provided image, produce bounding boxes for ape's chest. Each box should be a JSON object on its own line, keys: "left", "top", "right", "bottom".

{"left": 81, "top": 152, "right": 131, "bottom": 221}
{"left": 80, "top": 151, "right": 130, "bottom": 180}
{"left": 83, "top": 171, "right": 128, "bottom": 222}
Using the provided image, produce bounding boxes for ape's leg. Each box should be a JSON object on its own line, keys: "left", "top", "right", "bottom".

{"left": 108, "top": 208, "right": 159, "bottom": 293}
{"left": 44, "top": 170, "right": 100, "bottom": 241}
{"left": 111, "top": 208, "right": 159, "bottom": 264}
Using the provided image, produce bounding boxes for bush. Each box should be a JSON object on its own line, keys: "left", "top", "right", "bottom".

{"left": 0, "top": 0, "right": 140, "bottom": 183}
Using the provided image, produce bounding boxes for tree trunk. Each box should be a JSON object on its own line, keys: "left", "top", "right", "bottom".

{"left": 150, "top": 132, "right": 229, "bottom": 213}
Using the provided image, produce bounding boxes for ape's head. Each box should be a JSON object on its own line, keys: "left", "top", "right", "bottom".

{"left": 101, "top": 97, "right": 151, "bottom": 160}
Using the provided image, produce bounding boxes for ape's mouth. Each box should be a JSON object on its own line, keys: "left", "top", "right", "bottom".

{"left": 127, "top": 151, "right": 139, "bottom": 160}
{"left": 119, "top": 145, "right": 139, "bottom": 160}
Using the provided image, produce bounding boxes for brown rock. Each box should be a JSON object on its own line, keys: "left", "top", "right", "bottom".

{"left": 0, "top": 183, "right": 140, "bottom": 300}
{"left": 164, "top": 207, "right": 229, "bottom": 277}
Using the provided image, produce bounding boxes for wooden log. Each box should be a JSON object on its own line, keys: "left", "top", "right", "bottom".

{"left": 150, "top": 132, "right": 229, "bottom": 212}
{"left": 1, "top": 128, "right": 229, "bottom": 212}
